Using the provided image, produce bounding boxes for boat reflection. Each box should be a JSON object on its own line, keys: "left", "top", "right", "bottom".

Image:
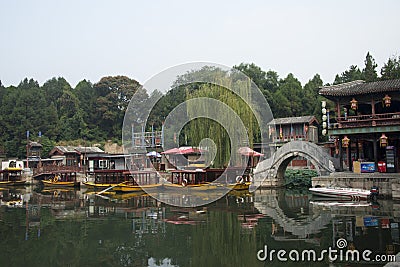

{"left": 0, "top": 187, "right": 25, "bottom": 208}
{"left": 0, "top": 186, "right": 399, "bottom": 266}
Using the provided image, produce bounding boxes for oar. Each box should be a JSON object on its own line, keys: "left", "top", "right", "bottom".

{"left": 96, "top": 181, "right": 127, "bottom": 195}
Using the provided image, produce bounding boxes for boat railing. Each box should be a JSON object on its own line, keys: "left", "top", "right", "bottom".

{"left": 33, "top": 165, "right": 82, "bottom": 176}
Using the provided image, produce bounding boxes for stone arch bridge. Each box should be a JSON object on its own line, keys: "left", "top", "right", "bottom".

{"left": 252, "top": 140, "right": 338, "bottom": 188}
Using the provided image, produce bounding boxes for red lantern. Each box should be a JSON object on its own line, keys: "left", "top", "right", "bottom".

{"left": 383, "top": 95, "right": 391, "bottom": 107}
{"left": 380, "top": 133, "right": 388, "bottom": 147}
{"left": 342, "top": 136, "right": 350, "bottom": 148}
{"left": 350, "top": 98, "right": 358, "bottom": 110}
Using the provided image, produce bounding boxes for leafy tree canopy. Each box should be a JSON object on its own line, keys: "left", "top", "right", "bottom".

{"left": 1, "top": 52, "right": 400, "bottom": 158}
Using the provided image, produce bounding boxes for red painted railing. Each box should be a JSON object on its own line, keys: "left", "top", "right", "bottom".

{"left": 336, "top": 112, "right": 400, "bottom": 128}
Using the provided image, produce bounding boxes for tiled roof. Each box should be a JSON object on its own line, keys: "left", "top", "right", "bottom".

{"left": 268, "top": 115, "right": 317, "bottom": 125}
{"left": 53, "top": 146, "right": 104, "bottom": 154}
{"left": 319, "top": 79, "right": 400, "bottom": 97}
{"left": 74, "top": 146, "right": 104, "bottom": 153}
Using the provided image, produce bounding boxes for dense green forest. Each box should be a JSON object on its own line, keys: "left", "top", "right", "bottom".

{"left": 1, "top": 52, "right": 400, "bottom": 159}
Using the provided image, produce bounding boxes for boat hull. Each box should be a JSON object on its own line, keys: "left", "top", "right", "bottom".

{"left": 226, "top": 182, "right": 250, "bottom": 191}
{"left": 113, "top": 183, "right": 162, "bottom": 193}
{"left": 0, "top": 180, "right": 27, "bottom": 186}
{"left": 309, "top": 187, "right": 370, "bottom": 201}
{"left": 42, "top": 180, "right": 80, "bottom": 187}
{"left": 82, "top": 181, "right": 119, "bottom": 189}
{"left": 163, "top": 182, "right": 225, "bottom": 191}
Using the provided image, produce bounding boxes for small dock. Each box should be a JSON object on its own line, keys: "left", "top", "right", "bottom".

{"left": 312, "top": 172, "right": 400, "bottom": 199}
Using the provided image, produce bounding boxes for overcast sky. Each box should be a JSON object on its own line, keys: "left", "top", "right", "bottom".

{"left": 1, "top": 0, "right": 399, "bottom": 87}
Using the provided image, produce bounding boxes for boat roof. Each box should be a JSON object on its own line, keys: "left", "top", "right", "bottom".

{"left": 1, "top": 167, "right": 23, "bottom": 172}
{"left": 51, "top": 170, "right": 77, "bottom": 174}
{"left": 171, "top": 169, "right": 206, "bottom": 173}
{"left": 87, "top": 169, "right": 128, "bottom": 173}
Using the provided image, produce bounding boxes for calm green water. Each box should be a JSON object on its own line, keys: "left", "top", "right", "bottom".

{"left": 0, "top": 186, "right": 398, "bottom": 267}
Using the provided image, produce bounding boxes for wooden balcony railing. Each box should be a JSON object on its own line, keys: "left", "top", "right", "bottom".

{"left": 272, "top": 135, "right": 307, "bottom": 142}
{"left": 336, "top": 112, "right": 400, "bottom": 128}
{"left": 33, "top": 165, "right": 83, "bottom": 176}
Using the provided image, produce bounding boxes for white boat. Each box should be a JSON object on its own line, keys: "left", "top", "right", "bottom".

{"left": 309, "top": 187, "right": 372, "bottom": 201}
{"left": 309, "top": 200, "right": 371, "bottom": 207}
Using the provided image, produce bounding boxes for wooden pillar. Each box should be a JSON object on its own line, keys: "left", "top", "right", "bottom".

{"left": 339, "top": 136, "right": 343, "bottom": 171}
{"left": 336, "top": 100, "right": 341, "bottom": 127}
{"left": 348, "top": 139, "right": 352, "bottom": 172}
{"left": 371, "top": 98, "right": 375, "bottom": 115}
{"left": 371, "top": 98, "right": 376, "bottom": 126}
{"left": 373, "top": 133, "right": 378, "bottom": 170}
{"left": 355, "top": 138, "right": 359, "bottom": 160}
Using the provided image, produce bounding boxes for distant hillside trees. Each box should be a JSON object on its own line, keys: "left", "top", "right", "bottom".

{"left": 0, "top": 52, "right": 399, "bottom": 158}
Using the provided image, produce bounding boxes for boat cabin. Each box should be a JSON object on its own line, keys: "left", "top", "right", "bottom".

{"left": 170, "top": 169, "right": 208, "bottom": 185}
{"left": 128, "top": 170, "right": 160, "bottom": 185}
{"left": 89, "top": 169, "right": 129, "bottom": 185}
{"left": 50, "top": 171, "right": 77, "bottom": 183}
{"left": 0, "top": 168, "right": 23, "bottom": 183}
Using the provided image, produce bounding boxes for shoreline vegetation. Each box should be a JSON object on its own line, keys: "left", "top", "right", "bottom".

{"left": 1, "top": 52, "right": 399, "bottom": 160}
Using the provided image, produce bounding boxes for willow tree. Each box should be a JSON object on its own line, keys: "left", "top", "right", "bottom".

{"left": 184, "top": 73, "right": 260, "bottom": 168}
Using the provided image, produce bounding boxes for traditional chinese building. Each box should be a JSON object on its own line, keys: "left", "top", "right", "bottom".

{"left": 319, "top": 79, "right": 400, "bottom": 173}
{"left": 25, "top": 141, "right": 43, "bottom": 168}
{"left": 49, "top": 146, "right": 105, "bottom": 168}
{"left": 267, "top": 116, "right": 320, "bottom": 169}
{"left": 268, "top": 116, "right": 319, "bottom": 144}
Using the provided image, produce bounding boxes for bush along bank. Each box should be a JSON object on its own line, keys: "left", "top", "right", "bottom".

{"left": 284, "top": 169, "right": 318, "bottom": 188}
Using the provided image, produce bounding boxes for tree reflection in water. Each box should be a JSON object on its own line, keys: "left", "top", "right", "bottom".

{"left": 0, "top": 187, "right": 398, "bottom": 267}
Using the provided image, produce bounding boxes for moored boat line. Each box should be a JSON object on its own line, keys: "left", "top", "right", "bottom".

{"left": 41, "top": 171, "right": 80, "bottom": 188}
{"left": 309, "top": 186, "right": 375, "bottom": 201}
{"left": 80, "top": 168, "right": 252, "bottom": 194}
{"left": 0, "top": 167, "right": 27, "bottom": 186}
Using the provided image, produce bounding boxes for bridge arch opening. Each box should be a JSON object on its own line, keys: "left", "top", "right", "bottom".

{"left": 275, "top": 152, "right": 322, "bottom": 180}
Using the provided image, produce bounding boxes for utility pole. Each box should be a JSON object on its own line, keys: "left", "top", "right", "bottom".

{"left": 26, "top": 130, "right": 29, "bottom": 169}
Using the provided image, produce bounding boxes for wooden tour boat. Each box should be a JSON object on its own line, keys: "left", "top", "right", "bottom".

{"left": 164, "top": 169, "right": 225, "bottom": 190}
{"left": 226, "top": 180, "right": 251, "bottom": 191}
{"left": 0, "top": 167, "right": 27, "bottom": 186}
{"left": 207, "top": 168, "right": 252, "bottom": 191}
{"left": 223, "top": 172, "right": 252, "bottom": 191}
{"left": 83, "top": 169, "right": 129, "bottom": 189}
{"left": 83, "top": 169, "right": 161, "bottom": 193}
{"left": 42, "top": 171, "right": 80, "bottom": 187}
{"left": 112, "top": 170, "right": 162, "bottom": 193}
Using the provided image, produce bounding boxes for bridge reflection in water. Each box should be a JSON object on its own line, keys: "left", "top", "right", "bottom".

{"left": 0, "top": 186, "right": 399, "bottom": 266}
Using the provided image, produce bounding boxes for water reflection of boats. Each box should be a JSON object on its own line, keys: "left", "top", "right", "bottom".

{"left": 110, "top": 191, "right": 148, "bottom": 200}
{"left": 164, "top": 208, "right": 207, "bottom": 225}
{"left": 0, "top": 188, "right": 24, "bottom": 207}
{"left": 41, "top": 171, "right": 80, "bottom": 188}
{"left": 37, "top": 187, "right": 79, "bottom": 199}
{"left": 40, "top": 187, "right": 77, "bottom": 195}
{"left": 309, "top": 200, "right": 371, "bottom": 207}
{"left": 34, "top": 188, "right": 84, "bottom": 218}
{"left": 86, "top": 190, "right": 148, "bottom": 201}
{"left": 238, "top": 214, "right": 265, "bottom": 229}
{"left": 0, "top": 167, "right": 27, "bottom": 186}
